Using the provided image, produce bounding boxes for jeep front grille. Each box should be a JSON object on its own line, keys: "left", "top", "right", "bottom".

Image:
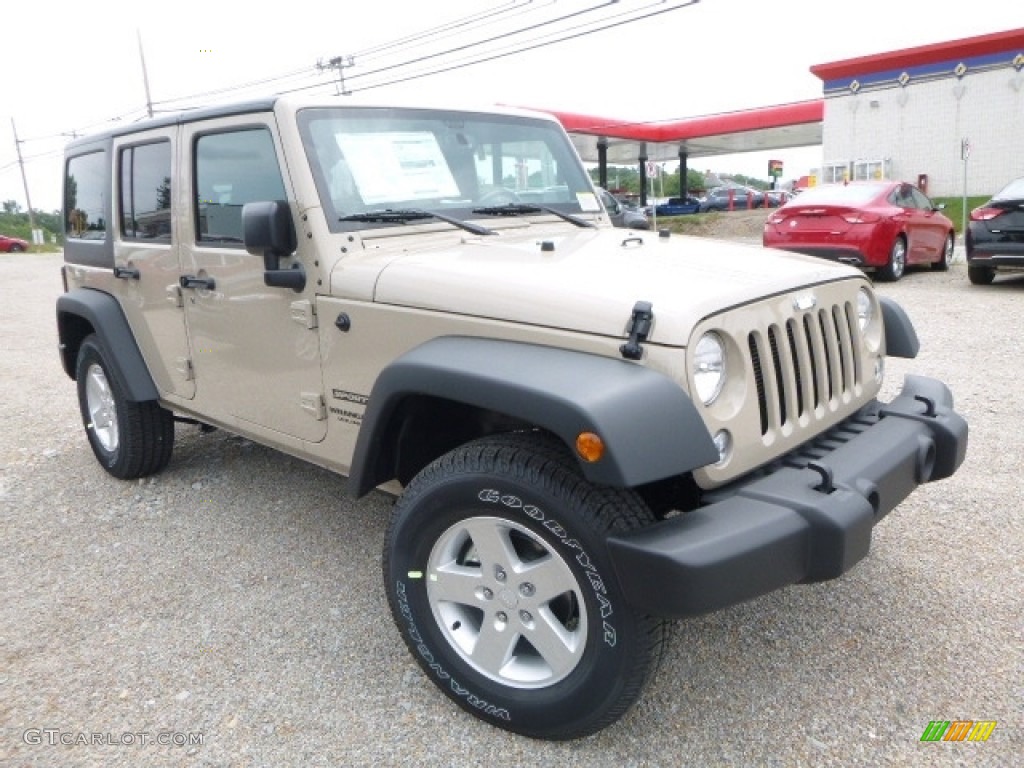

{"left": 747, "top": 303, "right": 861, "bottom": 436}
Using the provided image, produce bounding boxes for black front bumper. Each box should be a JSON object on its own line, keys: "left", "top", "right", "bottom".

{"left": 606, "top": 375, "right": 968, "bottom": 618}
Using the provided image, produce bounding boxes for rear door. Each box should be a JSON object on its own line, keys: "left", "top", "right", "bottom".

{"left": 112, "top": 129, "right": 195, "bottom": 399}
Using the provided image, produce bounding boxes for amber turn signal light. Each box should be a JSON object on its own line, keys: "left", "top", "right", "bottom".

{"left": 575, "top": 432, "right": 605, "bottom": 463}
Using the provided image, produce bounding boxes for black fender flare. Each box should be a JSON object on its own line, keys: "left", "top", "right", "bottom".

{"left": 348, "top": 336, "right": 718, "bottom": 497}
{"left": 879, "top": 296, "right": 919, "bottom": 359}
{"left": 56, "top": 288, "right": 159, "bottom": 402}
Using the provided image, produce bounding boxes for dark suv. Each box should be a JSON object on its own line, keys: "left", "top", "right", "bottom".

{"left": 966, "top": 176, "right": 1024, "bottom": 284}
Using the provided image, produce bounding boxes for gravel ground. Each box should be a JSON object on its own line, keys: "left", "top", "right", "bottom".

{"left": 1, "top": 249, "right": 1020, "bottom": 767}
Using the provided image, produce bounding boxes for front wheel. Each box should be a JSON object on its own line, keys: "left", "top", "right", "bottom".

{"left": 76, "top": 335, "right": 175, "bottom": 478}
{"left": 878, "top": 235, "right": 907, "bottom": 281}
{"left": 383, "top": 433, "right": 669, "bottom": 740}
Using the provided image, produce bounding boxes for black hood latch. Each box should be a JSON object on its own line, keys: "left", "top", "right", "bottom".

{"left": 620, "top": 301, "right": 653, "bottom": 360}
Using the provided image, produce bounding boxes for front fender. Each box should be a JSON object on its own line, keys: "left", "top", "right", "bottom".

{"left": 879, "top": 296, "right": 919, "bottom": 359}
{"left": 348, "top": 336, "right": 718, "bottom": 496}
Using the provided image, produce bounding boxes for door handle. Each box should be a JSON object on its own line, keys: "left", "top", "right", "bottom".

{"left": 179, "top": 274, "right": 216, "bottom": 290}
{"left": 113, "top": 266, "right": 140, "bottom": 280}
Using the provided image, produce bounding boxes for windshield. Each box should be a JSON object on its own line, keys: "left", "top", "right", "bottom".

{"left": 297, "top": 107, "right": 599, "bottom": 233}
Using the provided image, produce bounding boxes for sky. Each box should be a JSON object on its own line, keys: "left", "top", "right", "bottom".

{"left": 2, "top": 0, "right": 1021, "bottom": 212}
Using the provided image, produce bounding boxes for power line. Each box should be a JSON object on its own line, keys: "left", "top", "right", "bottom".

{"left": 328, "top": 0, "right": 702, "bottom": 95}
{"left": 337, "top": 0, "right": 620, "bottom": 86}
{"left": 7, "top": 0, "right": 700, "bottom": 171}
{"left": 150, "top": 2, "right": 543, "bottom": 109}
{"left": 350, "top": 0, "right": 537, "bottom": 60}
{"left": 153, "top": 66, "right": 317, "bottom": 108}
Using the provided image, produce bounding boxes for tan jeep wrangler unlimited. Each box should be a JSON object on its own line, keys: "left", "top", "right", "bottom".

{"left": 57, "top": 95, "right": 968, "bottom": 739}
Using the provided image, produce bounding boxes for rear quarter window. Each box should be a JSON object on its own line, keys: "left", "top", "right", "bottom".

{"left": 65, "top": 151, "right": 108, "bottom": 240}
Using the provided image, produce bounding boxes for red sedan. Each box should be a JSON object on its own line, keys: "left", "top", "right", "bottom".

{"left": 0, "top": 234, "right": 30, "bottom": 253}
{"left": 762, "top": 181, "right": 956, "bottom": 281}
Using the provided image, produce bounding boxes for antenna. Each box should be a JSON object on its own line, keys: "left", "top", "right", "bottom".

{"left": 138, "top": 29, "right": 154, "bottom": 117}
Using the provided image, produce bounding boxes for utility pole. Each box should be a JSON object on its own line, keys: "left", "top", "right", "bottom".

{"left": 138, "top": 28, "right": 154, "bottom": 117}
{"left": 317, "top": 56, "right": 355, "bottom": 95}
{"left": 10, "top": 118, "right": 39, "bottom": 241}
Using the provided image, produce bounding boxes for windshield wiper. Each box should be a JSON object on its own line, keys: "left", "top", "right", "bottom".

{"left": 471, "top": 203, "right": 595, "bottom": 228}
{"left": 340, "top": 208, "right": 495, "bottom": 236}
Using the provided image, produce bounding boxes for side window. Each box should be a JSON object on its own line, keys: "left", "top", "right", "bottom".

{"left": 909, "top": 188, "right": 931, "bottom": 210}
{"left": 194, "top": 128, "right": 286, "bottom": 244}
{"left": 120, "top": 141, "right": 172, "bottom": 240}
{"left": 890, "top": 185, "right": 913, "bottom": 208}
{"left": 65, "top": 151, "right": 107, "bottom": 240}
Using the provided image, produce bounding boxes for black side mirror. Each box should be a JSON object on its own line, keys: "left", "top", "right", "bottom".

{"left": 242, "top": 200, "right": 305, "bottom": 292}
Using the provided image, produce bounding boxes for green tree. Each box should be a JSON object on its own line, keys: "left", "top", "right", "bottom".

{"left": 157, "top": 177, "right": 171, "bottom": 211}
{"left": 35, "top": 210, "right": 63, "bottom": 236}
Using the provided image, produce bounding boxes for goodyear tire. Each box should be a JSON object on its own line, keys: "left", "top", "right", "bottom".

{"left": 383, "top": 432, "right": 669, "bottom": 740}
{"left": 75, "top": 334, "right": 175, "bottom": 479}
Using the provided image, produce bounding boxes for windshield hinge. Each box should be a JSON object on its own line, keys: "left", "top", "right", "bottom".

{"left": 620, "top": 301, "right": 654, "bottom": 361}
{"left": 290, "top": 299, "right": 318, "bottom": 329}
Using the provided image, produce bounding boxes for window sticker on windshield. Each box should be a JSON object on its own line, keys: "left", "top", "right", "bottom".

{"left": 336, "top": 132, "right": 459, "bottom": 205}
{"left": 577, "top": 192, "right": 600, "bottom": 212}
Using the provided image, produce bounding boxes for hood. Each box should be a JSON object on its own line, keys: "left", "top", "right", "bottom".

{"left": 353, "top": 228, "right": 859, "bottom": 346}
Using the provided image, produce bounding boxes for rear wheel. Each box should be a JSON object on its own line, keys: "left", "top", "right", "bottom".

{"left": 968, "top": 265, "right": 995, "bottom": 285}
{"left": 878, "top": 235, "right": 907, "bottom": 281}
{"left": 932, "top": 232, "right": 954, "bottom": 271}
{"left": 383, "top": 432, "right": 669, "bottom": 740}
{"left": 76, "top": 335, "right": 174, "bottom": 478}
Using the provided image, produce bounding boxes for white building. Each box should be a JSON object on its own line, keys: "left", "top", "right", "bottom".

{"left": 812, "top": 29, "right": 1024, "bottom": 197}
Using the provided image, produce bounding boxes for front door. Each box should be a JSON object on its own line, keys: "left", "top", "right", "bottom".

{"left": 178, "top": 115, "right": 326, "bottom": 442}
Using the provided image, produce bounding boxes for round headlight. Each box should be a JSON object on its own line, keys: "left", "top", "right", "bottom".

{"left": 693, "top": 332, "right": 726, "bottom": 405}
{"left": 856, "top": 287, "right": 874, "bottom": 331}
